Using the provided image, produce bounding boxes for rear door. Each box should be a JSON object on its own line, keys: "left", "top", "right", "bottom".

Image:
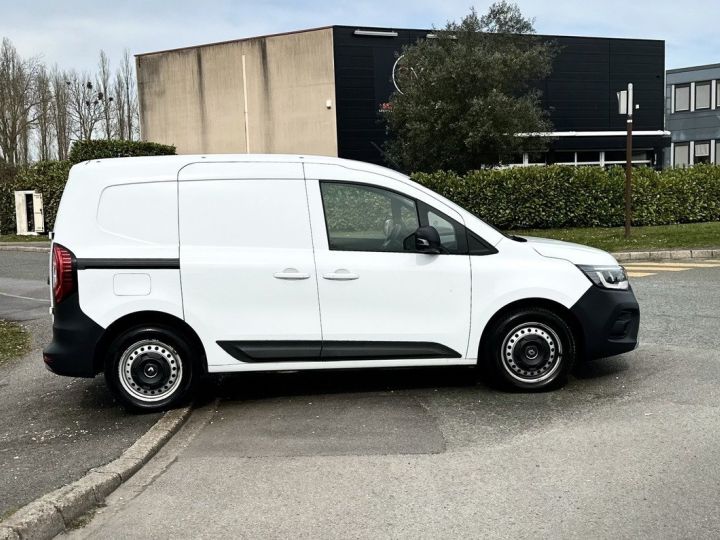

{"left": 178, "top": 162, "right": 321, "bottom": 369}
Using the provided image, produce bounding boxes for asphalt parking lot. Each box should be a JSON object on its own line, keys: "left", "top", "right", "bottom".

{"left": 2, "top": 250, "right": 720, "bottom": 537}
{"left": 66, "top": 260, "right": 720, "bottom": 538}
{"left": 0, "top": 251, "right": 162, "bottom": 519}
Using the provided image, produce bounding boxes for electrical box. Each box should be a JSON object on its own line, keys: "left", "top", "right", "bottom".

{"left": 14, "top": 190, "right": 45, "bottom": 235}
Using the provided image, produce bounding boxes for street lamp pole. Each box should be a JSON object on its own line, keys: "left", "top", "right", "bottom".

{"left": 624, "top": 83, "right": 633, "bottom": 238}
{"left": 617, "top": 84, "right": 635, "bottom": 237}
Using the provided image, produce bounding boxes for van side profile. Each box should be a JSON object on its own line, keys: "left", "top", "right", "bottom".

{"left": 44, "top": 155, "right": 639, "bottom": 410}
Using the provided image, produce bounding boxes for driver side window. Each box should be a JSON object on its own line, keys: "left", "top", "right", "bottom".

{"left": 320, "top": 181, "right": 419, "bottom": 253}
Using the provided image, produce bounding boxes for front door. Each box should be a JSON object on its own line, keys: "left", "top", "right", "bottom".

{"left": 306, "top": 175, "right": 472, "bottom": 362}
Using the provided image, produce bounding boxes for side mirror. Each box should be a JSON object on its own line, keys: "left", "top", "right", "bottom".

{"left": 414, "top": 226, "right": 442, "bottom": 254}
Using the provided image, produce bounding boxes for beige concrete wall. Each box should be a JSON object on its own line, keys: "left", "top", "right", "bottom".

{"left": 137, "top": 28, "right": 337, "bottom": 156}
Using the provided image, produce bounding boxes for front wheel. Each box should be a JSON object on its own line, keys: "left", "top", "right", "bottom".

{"left": 104, "top": 325, "right": 197, "bottom": 411}
{"left": 483, "top": 307, "right": 576, "bottom": 391}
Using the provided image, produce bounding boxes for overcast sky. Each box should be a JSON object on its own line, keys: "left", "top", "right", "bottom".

{"left": 0, "top": 0, "right": 715, "bottom": 73}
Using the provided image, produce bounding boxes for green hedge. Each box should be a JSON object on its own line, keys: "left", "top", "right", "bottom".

{"left": 4, "top": 160, "right": 719, "bottom": 236}
{"left": 69, "top": 139, "right": 176, "bottom": 164}
{"left": 412, "top": 165, "right": 720, "bottom": 229}
{"left": 0, "top": 161, "right": 72, "bottom": 235}
{"left": 0, "top": 162, "right": 18, "bottom": 235}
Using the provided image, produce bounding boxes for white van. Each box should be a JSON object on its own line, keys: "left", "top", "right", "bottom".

{"left": 44, "top": 155, "right": 639, "bottom": 410}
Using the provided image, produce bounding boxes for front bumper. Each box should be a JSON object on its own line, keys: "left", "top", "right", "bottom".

{"left": 43, "top": 293, "right": 104, "bottom": 378}
{"left": 570, "top": 284, "right": 640, "bottom": 360}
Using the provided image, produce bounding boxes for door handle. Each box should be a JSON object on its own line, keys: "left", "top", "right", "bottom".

{"left": 273, "top": 268, "right": 310, "bottom": 280}
{"left": 323, "top": 270, "right": 359, "bottom": 281}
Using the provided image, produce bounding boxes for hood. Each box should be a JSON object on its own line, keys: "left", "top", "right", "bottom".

{"left": 522, "top": 236, "right": 618, "bottom": 266}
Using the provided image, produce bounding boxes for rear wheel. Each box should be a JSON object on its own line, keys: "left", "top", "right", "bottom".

{"left": 483, "top": 307, "right": 576, "bottom": 390}
{"left": 104, "top": 325, "right": 197, "bottom": 411}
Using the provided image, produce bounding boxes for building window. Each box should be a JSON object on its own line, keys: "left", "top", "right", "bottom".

{"left": 694, "top": 141, "right": 711, "bottom": 164}
{"left": 576, "top": 151, "right": 599, "bottom": 164}
{"left": 526, "top": 152, "right": 547, "bottom": 165}
{"left": 604, "top": 150, "right": 653, "bottom": 167}
{"left": 695, "top": 82, "right": 711, "bottom": 110}
{"left": 674, "top": 143, "right": 690, "bottom": 168}
{"left": 552, "top": 151, "right": 576, "bottom": 165}
{"left": 674, "top": 85, "right": 690, "bottom": 112}
{"left": 716, "top": 141, "right": 720, "bottom": 164}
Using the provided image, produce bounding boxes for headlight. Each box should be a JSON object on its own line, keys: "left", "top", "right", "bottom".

{"left": 577, "top": 265, "right": 629, "bottom": 290}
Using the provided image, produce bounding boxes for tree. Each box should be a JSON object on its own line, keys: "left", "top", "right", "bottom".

{"left": 384, "top": 2, "right": 557, "bottom": 173}
{"left": 0, "top": 38, "right": 41, "bottom": 164}
{"left": 0, "top": 36, "right": 142, "bottom": 161}
{"left": 35, "top": 66, "right": 54, "bottom": 161}
{"left": 114, "top": 50, "right": 138, "bottom": 141}
{"left": 50, "top": 67, "right": 72, "bottom": 160}
{"left": 97, "top": 50, "right": 114, "bottom": 140}
{"left": 67, "top": 71, "right": 105, "bottom": 141}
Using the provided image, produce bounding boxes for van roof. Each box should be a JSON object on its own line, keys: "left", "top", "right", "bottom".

{"left": 75, "top": 154, "right": 407, "bottom": 183}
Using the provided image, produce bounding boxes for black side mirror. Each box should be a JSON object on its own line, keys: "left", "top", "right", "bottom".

{"left": 414, "top": 226, "right": 442, "bottom": 254}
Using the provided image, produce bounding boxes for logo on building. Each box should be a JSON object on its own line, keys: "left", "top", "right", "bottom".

{"left": 392, "top": 55, "right": 417, "bottom": 95}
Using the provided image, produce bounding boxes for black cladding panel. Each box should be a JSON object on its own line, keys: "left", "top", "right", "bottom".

{"left": 332, "top": 26, "right": 665, "bottom": 165}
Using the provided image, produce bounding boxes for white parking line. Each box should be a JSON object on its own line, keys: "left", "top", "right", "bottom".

{"left": 0, "top": 291, "right": 50, "bottom": 303}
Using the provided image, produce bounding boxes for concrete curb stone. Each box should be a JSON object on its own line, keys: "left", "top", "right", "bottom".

{"left": 0, "top": 405, "right": 192, "bottom": 539}
{"left": 0, "top": 245, "right": 50, "bottom": 253}
{"left": 2, "top": 500, "right": 64, "bottom": 540}
{"left": 0, "top": 526, "right": 20, "bottom": 539}
{"left": 612, "top": 249, "right": 720, "bottom": 262}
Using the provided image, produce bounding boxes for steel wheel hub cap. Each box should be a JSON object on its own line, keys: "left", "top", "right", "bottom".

{"left": 118, "top": 340, "right": 183, "bottom": 402}
{"left": 501, "top": 323, "right": 563, "bottom": 383}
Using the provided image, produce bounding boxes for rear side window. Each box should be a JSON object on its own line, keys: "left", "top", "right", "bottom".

{"left": 179, "top": 179, "right": 312, "bottom": 249}
{"left": 97, "top": 182, "right": 177, "bottom": 244}
{"left": 320, "top": 182, "right": 419, "bottom": 253}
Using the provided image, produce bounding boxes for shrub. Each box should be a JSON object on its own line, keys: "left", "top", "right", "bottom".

{"left": 69, "top": 139, "right": 176, "bottom": 164}
{"left": 0, "top": 162, "right": 19, "bottom": 235}
{"left": 412, "top": 165, "right": 720, "bottom": 229}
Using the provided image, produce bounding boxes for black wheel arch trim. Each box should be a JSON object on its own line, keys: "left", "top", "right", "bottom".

{"left": 94, "top": 311, "right": 207, "bottom": 375}
{"left": 479, "top": 297, "right": 584, "bottom": 361}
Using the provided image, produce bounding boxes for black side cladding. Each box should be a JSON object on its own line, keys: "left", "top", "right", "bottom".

{"left": 217, "top": 341, "right": 462, "bottom": 362}
{"left": 75, "top": 258, "right": 180, "bottom": 270}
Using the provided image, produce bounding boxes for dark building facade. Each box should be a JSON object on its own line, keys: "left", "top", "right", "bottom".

{"left": 138, "top": 25, "right": 668, "bottom": 168}
{"left": 332, "top": 26, "right": 668, "bottom": 168}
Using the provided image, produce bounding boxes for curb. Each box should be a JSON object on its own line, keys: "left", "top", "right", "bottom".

{"left": 0, "top": 245, "right": 50, "bottom": 253}
{"left": 612, "top": 248, "right": 720, "bottom": 262}
{"left": 0, "top": 406, "right": 192, "bottom": 540}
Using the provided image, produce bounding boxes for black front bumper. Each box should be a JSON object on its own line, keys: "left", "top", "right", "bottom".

{"left": 570, "top": 284, "right": 640, "bottom": 360}
{"left": 43, "top": 293, "right": 104, "bottom": 378}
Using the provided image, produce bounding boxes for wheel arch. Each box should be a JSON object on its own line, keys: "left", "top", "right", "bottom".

{"left": 477, "top": 297, "right": 584, "bottom": 362}
{"left": 93, "top": 311, "right": 207, "bottom": 375}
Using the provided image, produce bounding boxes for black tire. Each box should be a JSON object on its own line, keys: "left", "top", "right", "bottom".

{"left": 482, "top": 307, "right": 576, "bottom": 391}
{"left": 104, "top": 324, "right": 198, "bottom": 411}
